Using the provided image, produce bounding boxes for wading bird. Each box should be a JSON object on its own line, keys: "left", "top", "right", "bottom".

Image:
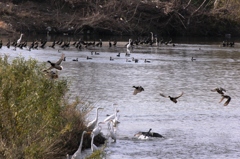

{"left": 71, "top": 131, "right": 87, "bottom": 159}
{"left": 87, "top": 107, "right": 104, "bottom": 130}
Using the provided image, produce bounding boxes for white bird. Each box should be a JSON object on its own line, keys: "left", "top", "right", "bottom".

{"left": 91, "top": 122, "right": 104, "bottom": 137}
{"left": 104, "top": 108, "right": 119, "bottom": 123}
{"left": 17, "top": 33, "right": 23, "bottom": 44}
{"left": 71, "top": 131, "right": 87, "bottom": 159}
{"left": 126, "top": 39, "right": 132, "bottom": 50}
{"left": 91, "top": 135, "right": 99, "bottom": 152}
{"left": 87, "top": 107, "right": 103, "bottom": 130}
{"left": 108, "top": 120, "right": 117, "bottom": 142}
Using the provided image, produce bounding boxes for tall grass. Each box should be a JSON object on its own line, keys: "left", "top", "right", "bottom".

{"left": 0, "top": 56, "right": 92, "bottom": 159}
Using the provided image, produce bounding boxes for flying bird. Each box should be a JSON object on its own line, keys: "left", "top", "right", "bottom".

{"left": 133, "top": 86, "right": 144, "bottom": 95}
{"left": 46, "top": 53, "right": 65, "bottom": 70}
{"left": 219, "top": 94, "right": 231, "bottom": 106}
{"left": 211, "top": 87, "right": 226, "bottom": 95}
{"left": 160, "top": 92, "right": 184, "bottom": 103}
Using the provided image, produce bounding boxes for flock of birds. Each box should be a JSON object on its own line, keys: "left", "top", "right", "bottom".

{"left": 1, "top": 33, "right": 234, "bottom": 159}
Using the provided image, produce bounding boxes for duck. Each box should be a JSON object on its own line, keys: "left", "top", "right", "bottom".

{"left": 45, "top": 53, "right": 65, "bottom": 70}
{"left": 191, "top": 57, "right": 196, "bottom": 61}
{"left": 160, "top": 92, "right": 184, "bottom": 103}
{"left": 95, "top": 52, "right": 100, "bottom": 55}
{"left": 126, "top": 59, "right": 131, "bottom": 62}
{"left": 87, "top": 56, "right": 92, "bottom": 60}
{"left": 133, "top": 86, "right": 144, "bottom": 95}
{"left": 116, "top": 53, "right": 120, "bottom": 57}
{"left": 211, "top": 87, "right": 226, "bottom": 95}
{"left": 144, "top": 59, "right": 151, "bottom": 63}
{"left": 110, "top": 57, "right": 114, "bottom": 61}
{"left": 72, "top": 58, "right": 78, "bottom": 61}
{"left": 219, "top": 94, "right": 231, "bottom": 106}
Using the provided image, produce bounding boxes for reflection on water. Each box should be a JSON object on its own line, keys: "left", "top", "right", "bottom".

{"left": 1, "top": 39, "right": 240, "bottom": 158}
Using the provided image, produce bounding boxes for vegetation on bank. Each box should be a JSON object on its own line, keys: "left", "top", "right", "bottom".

{"left": 0, "top": 0, "right": 240, "bottom": 37}
{"left": 0, "top": 56, "right": 103, "bottom": 159}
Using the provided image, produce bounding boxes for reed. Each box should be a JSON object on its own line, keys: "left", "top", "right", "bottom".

{"left": 0, "top": 55, "right": 94, "bottom": 159}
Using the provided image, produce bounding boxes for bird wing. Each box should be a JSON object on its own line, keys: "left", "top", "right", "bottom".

{"left": 47, "top": 66, "right": 54, "bottom": 70}
{"left": 224, "top": 96, "right": 231, "bottom": 106}
{"left": 133, "top": 89, "right": 141, "bottom": 95}
{"left": 219, "top": 96, "right": 225, "bottom": 103}
{"left": 55, "top": 53, "right": 65, "bottom": 65}
{"left": 160, "top": 93, "right": 168, "bottom": 98}
{"left": 174, "top": 92, "right": 184, "bottom": 99}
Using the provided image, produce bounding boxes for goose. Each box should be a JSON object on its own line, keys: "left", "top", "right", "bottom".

{"left": 211, "top": 87, "right": 226, "bottom": 95}
{"left": 71, "top": 131, "right": 87, "bottom": 159}
{"left": 219, "top": 94, "right": 231, "bottom": 106}
{"left": 95, "top": 52, "right": 100, "bottom": 55}
{"left": 116, "top": 53, "right": 120, "bottom": 57}
{"left": 160, "top": 92, "right": 184, "bottom": 103}
{"left": 87, "top": 107, "right": 103, "bottom": 130}
{"left": 133, "top": 86, "right": 144, "bottom": 95}
{"left": 46, "top": 53, "right": 65, "bottom": 70}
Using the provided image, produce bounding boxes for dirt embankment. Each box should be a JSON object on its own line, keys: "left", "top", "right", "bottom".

{"left": 1, "top": 0, "right": 240, "bottom": 37}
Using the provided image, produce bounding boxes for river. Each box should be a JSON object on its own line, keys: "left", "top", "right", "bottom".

{"left": 1, "top": 36, "right": 240, "bottom": 159}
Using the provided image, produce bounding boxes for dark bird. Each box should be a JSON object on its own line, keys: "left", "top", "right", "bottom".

{"left": 134, "top": 128, "right": 164, "bottom": 139}
{"left": 87, "top": 56, "right": 92, "bottom": 60}
{"left": 144, "top": 59, "right": 151, "bottom": 63}
{"left": 43, "top": 70, "right": 58, "bottom": 79}
{"left": 117, "top": 53, "right": 120, "bottom": 57}
{"left": 133, "top": 86, "right": 144, "bottom": 95}
{"left": 46, "top": 53, "right": 65, "bottom": 70}
{"left": 110, "top": 57, "right": 114, "bottom": 61}
{"left": 160, "top": 92, "right": 184, "bottom": 103}
{"left": 72, "top": 58, "right": 78, "bottom": 61}
{"left": 0, "top": 40, "right": 2, "bottom": 49}
{"left": 191, "top": 57, "right": 196, "bottom": 61}
{"left": 211, "top": 87, "right": 226, "bottom": 95}
{"left": 219, "top": 94, "right": 231, "bottom": 106}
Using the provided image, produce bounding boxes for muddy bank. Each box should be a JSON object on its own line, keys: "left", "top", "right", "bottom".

{"left": 1, "top": 0, "right": 240, "bottom": 37}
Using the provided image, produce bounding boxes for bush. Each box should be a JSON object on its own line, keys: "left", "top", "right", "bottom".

{"left": 0, "top": 56, "right": 91, "bottom": 159}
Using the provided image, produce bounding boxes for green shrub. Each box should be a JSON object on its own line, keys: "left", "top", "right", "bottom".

{"left": 0, "top": 56, "right": 91, "bottom": 159}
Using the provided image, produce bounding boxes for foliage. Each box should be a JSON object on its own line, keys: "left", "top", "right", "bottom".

{"left": 0, "top": 56, "right": 91, "bottom": 159}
